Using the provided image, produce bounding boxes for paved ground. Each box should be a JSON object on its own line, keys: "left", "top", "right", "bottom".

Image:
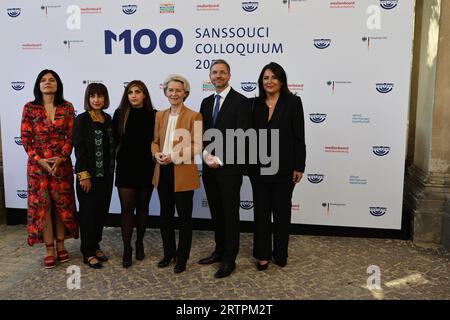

{"left": 0, "top": 225, "right": 448, "bottom": 300}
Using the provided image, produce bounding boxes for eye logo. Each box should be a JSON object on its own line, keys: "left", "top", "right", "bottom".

{"left": 372, "top": 146, "right": 390, "bottom": 156}
{"left": 122, "top": 5, "right": 137, "bottom": 15}
{"left": 242, "top": 2, "right": 258, "bottom": 12}
{"left": 307, "top": 174, "right": 324, "bottom": 184}
{"left": 14, "top": 137, "right": 22, "bottom": 145}
{"left": 240, "top": 200, "right": 254, "bottom": 210}
{"left": 241, "top": 82, "right": 257, "bottom": 92}
{"left": 309, "top": 113, "right": 327, "bottom": 123}
{"left": 376, "top": 83, "right": 394, "bottom": 93}
{"left": 17, "top": 190, "right": 27, "bottom": 199}
{"left": 370, "top": 207, "right": 387, "bottom": 216}
{"left": 380, "top": 0, "right": 398, "bottom": 10}
{"left": 11, "top": 82, "right": 25, "bottom": 91}
{"left": 7, "top": 8, "right": 21, "bottom": 17}
{"left": 314, "top": 39, "right": 331, "bottom": 49}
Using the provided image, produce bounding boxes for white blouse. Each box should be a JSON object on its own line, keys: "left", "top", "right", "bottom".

{"left": 162, "top": 114, "right": 179, "bottom": 155}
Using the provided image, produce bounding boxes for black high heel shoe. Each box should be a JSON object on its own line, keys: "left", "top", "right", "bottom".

{"left": 122, "top": 246, "right": 133, "bottom": 268}
{"left": 256, "top": 261, "right": 269, "bottom": 271}
{"left": 135, "top": 241, "right": 145, "bottom": 261}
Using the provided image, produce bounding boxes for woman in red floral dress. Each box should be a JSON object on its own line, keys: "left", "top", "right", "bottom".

{"left": 20, "top": 69, "right": 79, "bottom": 269}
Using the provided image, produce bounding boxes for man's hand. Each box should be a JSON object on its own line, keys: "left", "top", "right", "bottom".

{"left": 204, "top": 154, "right": 220, "bottom": 168}
{"left": 293, "top": 170, "right": 303, "bottom": 183}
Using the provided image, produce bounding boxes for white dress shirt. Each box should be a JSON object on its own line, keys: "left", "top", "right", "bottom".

{"left": 203, "top": 86, "right": 231, "bottom": 166}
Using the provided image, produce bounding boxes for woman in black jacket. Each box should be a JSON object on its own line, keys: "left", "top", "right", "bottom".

{"left": 73, "top": 83, "right": 115, "bottom": 269}
{"left": 250, "top": 62, "right": 306, "bottom": 271}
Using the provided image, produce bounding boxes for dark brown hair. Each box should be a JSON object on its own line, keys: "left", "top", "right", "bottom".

{"left": 84, "top": 83, "right": 110, "bottom": 111}
{"left": 116, "top": 80, "right": 154, "bottom": 136}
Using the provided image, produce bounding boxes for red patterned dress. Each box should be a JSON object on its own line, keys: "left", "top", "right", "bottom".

{"left": 20, "top": 101, "right": 79, "bottom": 246}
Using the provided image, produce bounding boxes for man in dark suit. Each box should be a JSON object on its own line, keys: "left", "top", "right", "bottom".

{"left": 198, "top": 59, "right": 250, "bottom": 278}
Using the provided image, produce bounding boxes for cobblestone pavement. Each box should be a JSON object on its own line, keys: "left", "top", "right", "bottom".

{"left": 0, "top": 225, "right": 448, "bottom": 300}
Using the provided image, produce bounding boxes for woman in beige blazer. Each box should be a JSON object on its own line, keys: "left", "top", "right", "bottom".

{"left": 152, "top": 75, "right": 202, "bottom": 273}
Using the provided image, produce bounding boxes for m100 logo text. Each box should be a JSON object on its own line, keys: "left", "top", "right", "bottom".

{"left": 105, "top": 28, "right": 183, "bottom": 54}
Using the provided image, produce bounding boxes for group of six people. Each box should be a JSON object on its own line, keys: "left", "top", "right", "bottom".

{"left": 20, "top": 59, "right": 306, "bottom": 278}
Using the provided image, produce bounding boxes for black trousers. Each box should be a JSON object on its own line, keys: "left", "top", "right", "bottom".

{"left": 202, "top": 170, "right": 243, "bottom": 263}
{"left": 76, "top": 175, "right": 113, "bottom": 258}
{"left": 251, "top": 179, "right": 295, "bottom": 261}
{"left": 158, "top": 164, "right": 194, "bottom": 264}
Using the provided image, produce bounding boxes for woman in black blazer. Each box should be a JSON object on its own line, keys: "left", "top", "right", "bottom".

{"left": 250, "top": 62, "right": 306, "bottom": 270}
{"left": 73, "top": 83, "right": 115, "bottom": 269}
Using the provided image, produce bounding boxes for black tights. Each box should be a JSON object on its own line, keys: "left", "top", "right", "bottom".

{"left": 118, "top": 187, "right": 153, "bottom": 248}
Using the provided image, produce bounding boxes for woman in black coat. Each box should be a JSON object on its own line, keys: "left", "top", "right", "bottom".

{"left": 73, "top": 83, "right": 115, "bottom": 269}
{"left": 250, "top": 62, "right": 306, "bottom": 270}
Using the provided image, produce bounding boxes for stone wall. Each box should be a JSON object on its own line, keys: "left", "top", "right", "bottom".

{"left": 405, "top": 0, "right": 450, "bottom": 247}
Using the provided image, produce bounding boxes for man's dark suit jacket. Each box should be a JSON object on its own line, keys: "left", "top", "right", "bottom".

{"left": 200, "top": 88, "right": 251, "bottom": 175}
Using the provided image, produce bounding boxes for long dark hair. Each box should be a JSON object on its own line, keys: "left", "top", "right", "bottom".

{"left": 116, "top": 80, "right": 154, "bottom": 136}
{"left": 257, "top": 62, "right": 291, "bottom": 102}
{"left": 31, "top": 69, "right": 66, "bottom": 105}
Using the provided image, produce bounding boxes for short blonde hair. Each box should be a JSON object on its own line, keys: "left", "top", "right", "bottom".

{"left": 162, "top": 74, "right": 190, "bottom": 101}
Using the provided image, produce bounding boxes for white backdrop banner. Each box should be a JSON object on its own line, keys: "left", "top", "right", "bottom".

{"left": 1, "top": 0, "right": 415, "bottom": 230}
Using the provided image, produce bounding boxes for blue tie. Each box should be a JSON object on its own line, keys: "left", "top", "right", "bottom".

{"left": 212, "top": 94, "right": 221, "bottom": 126}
